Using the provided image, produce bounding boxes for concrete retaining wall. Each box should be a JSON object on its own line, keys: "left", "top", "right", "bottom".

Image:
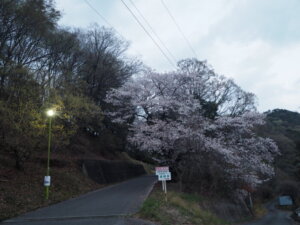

{"left": 81, "top": 159, "right": 146, "bottom": 184}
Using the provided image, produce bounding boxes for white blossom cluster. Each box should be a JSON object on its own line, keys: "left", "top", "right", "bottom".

{"left": 105, "top": 59, "right": 279, "bottom": 189}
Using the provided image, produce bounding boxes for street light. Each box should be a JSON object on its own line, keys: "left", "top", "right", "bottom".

{"left": 45, "top": 109, "right": 55, "bottom": 200}
{"left": 47, "top": 109, "right": 55, "bottom": 117}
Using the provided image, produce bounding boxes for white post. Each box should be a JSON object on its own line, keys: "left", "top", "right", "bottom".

{"left": 249, "top": 192, "right": 253, "bottom": 209}
{"left": 162, "top": 180, "right": 165, "bottom": 192}
{"left": 164, "top": 180, "right": 167, "bottom": 194}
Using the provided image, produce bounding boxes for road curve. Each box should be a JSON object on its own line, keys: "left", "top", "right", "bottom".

{"left": 243, "top": 201, "right": 294, "bottom": 225}
{"left": 2, "top": 175, "right": 157, "bottom": 225}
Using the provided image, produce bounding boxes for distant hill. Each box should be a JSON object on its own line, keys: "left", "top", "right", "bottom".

{"left": 259, "top": 109, "right": 300, "bottom": 180}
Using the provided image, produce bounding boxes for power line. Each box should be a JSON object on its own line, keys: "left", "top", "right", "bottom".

{"left": 161, "top": 0, "right": 198, "bottom": 58}
{"left": 84, "top": 0, "right": 177, "bottom": 68}
{"left": 83, "top": 0, "right": 146, "bottom": 58}
{"left": 83, "top": 0, "right": 124, "bottom": 38}
{"left": 128, "top": 0, "right": 177, "bottom": 64}
{"left": 120, "top": 0, "right": 176, "bottom": 68}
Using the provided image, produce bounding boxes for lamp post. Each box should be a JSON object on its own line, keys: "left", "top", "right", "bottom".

{"left": 45, "top": 109, "right": 55, "bottom": 200}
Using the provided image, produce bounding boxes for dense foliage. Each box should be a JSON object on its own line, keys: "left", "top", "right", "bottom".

{"left": 259, "top": 109, "right": 300, "bottom": 180}
{"left": 0, "top": 0, "right": 138, "bottom": 170}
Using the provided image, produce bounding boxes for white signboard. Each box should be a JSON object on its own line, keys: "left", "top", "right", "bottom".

{"left": 156, "top": 167, "right": 171, "bottom": 194}
{"left": 155, "top": 166, "right": 169, "bottom": 175}
{"left": 158, "top": 172, "right": 171, "bottom": 181}
{"left": 44, "top": 176, "right": 51, "bottom": 186}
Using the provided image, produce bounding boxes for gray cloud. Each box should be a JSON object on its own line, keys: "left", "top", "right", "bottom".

{"left": 55, "top": 0, "right": 300, "bottom": 112}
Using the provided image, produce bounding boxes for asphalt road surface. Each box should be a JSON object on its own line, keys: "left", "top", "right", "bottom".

{"left": 1, "top": 175, "right": 157, "bottom": 225}
{"left": 243, "top": 201, "right": 294, "bottom": 225}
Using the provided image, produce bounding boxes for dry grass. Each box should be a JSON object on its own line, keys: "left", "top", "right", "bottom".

{"left": 137, "top": 185, "right": 230, "bottom": 225}
{"left": 0, "top": 155, "right": 102, "bottom": 221}
{"left": 253, "top": 202, "right": 267, "bottom": 219}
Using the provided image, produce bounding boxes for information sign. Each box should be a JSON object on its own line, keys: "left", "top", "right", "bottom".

{"left": 155, "top": 167, "right": 171, "bottom": 195}
{"left": 158, "top": 172, "right": 171, "bottom": 181}
{"left": 155, "top": 166, "right": 169, "bottom": 175}
{"left": 44, "top": 176, "right": 51, "bottom": 186}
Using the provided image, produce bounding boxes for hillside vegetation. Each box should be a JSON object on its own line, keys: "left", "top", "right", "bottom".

{"left": 267, "top": 109, "right": 300, "bottom": 180}
{"left": 255, "top": 109, "right": 300, "bottom": 206}
{"left": 0, "top": 0, "right": 140, "bottom": 174}
{"left": 0, "top": 1, "right": 142, "bottom": 219}
{"left": 261, "top": 109, "right": 300, "bottom": 180}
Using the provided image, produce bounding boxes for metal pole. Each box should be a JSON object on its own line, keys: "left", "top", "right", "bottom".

{"left": 45, "top": 117, "right": 52, "bottom": 200}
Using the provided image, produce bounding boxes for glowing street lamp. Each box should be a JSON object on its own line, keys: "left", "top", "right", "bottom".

{"left": 47, "top": 109, "right": 55, "bottom": 117}
{"left": 45, "top": 109, "right": 55, "bottom": 200}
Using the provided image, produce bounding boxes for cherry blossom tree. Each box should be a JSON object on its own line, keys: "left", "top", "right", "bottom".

{"left": 105, "top": 61, "right": 279, "bottom": 193}
{"left": 177, "top": 59, "right": 257, "bottom": 117}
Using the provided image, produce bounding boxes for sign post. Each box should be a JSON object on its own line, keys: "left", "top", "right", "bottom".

{"left": 155, "top": 167, "right": 171, "bottom": 201}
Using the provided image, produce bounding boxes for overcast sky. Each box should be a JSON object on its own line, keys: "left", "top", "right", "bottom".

{"left": 55, "top": 0, "right": 300, "bottom": 113}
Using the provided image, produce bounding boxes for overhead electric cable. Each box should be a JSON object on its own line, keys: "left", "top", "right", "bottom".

{"left": 83, "top": 0, "right": 124, "bottom": 38}
{"left": 161, "top": 0, "right": 198, "bottom": 58}
{"left": 120, "top": 0, "right": 176, "bottom": 68}
{"left": 128, "top": 0, "right": 177, "bottom": 64}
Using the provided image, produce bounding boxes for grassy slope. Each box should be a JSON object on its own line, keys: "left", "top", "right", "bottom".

{"left": 137, "top": 184, "right": 231, "bottom": 225}
{"left": 137, "top": 184, "right": 270, "bottom": 225}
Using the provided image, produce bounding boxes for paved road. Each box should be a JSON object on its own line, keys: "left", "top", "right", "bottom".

{"left": 2, "top": 175, "right": 157, "bottom": 225}
{"left": 243, "top": 201, "right": 294, "bottom": 225}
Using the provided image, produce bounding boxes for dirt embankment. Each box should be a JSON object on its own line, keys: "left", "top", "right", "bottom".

{"left": 0, "top": 151, "right": 147, "bottom": 221}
